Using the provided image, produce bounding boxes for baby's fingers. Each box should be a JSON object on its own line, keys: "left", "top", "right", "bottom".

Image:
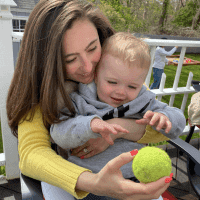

{"left": 149, "top": 113, "right": 160, "bottom": 126}
{"left": 100, "top": 126, "right": 117, "bottom": 135}
{"left": 103, "top": 135, "right": 114, "bottom": 145}
{"left": 155, "top": 116, "right": 166, "bottom": 131}
{"left": 143, "top": 110, "right": 154, "bottom": 119}
{"left": 165, "top": 121, "right": 172, "bottom": 133}
{"left": 136, "top": 118, "right": 150, "bottom": 125}
{"left": 112, "top": 125, "right": 129, "bottom": 134}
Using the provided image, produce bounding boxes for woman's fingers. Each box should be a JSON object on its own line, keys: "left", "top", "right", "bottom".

{"left": 145, "top": 176, "right": 171, "bottom": 199}
{"left": 71, "top": 142, "right": 89, "bottom": 155}
{"left": 106, "top": 150, "right": 138, "bottom": 172}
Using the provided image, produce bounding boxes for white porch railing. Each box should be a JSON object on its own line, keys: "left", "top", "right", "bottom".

{"left": 0, "top": 8, "right": 200, "bottom": 181}
{"left": 144, "top": 39, "right": 200, "bottom": 135}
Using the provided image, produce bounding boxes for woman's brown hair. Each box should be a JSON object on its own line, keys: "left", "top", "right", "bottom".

{"left": 7, "top": 0, "right": 115, "bottom": 138}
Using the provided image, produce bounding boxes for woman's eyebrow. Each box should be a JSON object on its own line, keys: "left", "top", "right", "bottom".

{"left": 65, "top": 39, "right": 98, "bottom": 58}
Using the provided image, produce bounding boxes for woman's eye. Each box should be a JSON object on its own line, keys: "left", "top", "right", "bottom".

{"left": 129, "top": 86, "right": 136, "bottom": 89}
{"left": 88, "top": 46, "right": 97, "bottom": 52}
{"left": 66, "top": 57, "right": 76, "bottom": 64}
{"left": 108, "top": 81, "right": 117, "bottom": 84}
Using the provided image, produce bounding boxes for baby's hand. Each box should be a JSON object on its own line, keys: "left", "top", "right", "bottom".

{"left": 136, "top": 110, "right": 172, "bottom": 133}
{"left": 91, "top": 118, "right": 129, "bottom": 145}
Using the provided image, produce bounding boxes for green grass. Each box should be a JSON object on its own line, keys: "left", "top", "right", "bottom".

{"left": 0, "top": 122, "right": 6, "bottom": 176}
{"left": 0, "top": 54, "right": 200, "bottom": 175}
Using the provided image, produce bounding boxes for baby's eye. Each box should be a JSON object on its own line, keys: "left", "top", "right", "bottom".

{"left": 88, "top": 46, "right": 97, "bottom": 52}
{"left": 66, "top": 57, "right": 76, "bottom": 64}
{"left": 108, "top": 81, "right": 117, "bottom": 84}
{"left": 129, "top": 85, "right": 136, "bottom": 89}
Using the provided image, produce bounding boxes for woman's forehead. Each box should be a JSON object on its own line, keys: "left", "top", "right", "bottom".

{"left": 63, "top": 19, "right": 99, "bottom": 54}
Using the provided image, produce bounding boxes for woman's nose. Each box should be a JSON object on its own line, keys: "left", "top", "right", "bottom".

{"left": 81, "top": 55, "right": 93, "bottom": 73}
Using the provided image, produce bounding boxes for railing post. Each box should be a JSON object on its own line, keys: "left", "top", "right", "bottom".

{"left": 173, "top": 47, "right": 187, "bottom": 90}
{"left": 145, "top": 46, "right": 156, "bottom": 87}
{"left": 0, "top": 0, "right": 20, "bottom": 180}
{"left": 169, "top": 46, "right": 187, "bottom": 107}
{"left": 0, "top": 0, "right": 16, "bottom": 114}
{"left": 180, "top": 72, "right": 193, "bottom": 113}
{"left": 157, "top": 73, "right": 166, "bottom": 102}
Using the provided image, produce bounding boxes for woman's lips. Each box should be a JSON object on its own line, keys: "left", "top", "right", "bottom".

{"left": 81, "top": 73, "right": 90, "bottom": 77}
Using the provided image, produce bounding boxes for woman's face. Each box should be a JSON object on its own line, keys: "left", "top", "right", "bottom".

{"left": 63, "top": 19, "right": 102, "bottom": 84}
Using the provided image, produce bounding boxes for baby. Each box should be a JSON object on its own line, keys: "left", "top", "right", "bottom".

{"left": 49, "top": 32, "right": 186, "bottom": 200}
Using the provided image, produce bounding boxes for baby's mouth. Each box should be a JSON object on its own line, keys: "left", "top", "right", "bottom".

{"left": 111, "top": 97, "right": 124, "bottom": 102}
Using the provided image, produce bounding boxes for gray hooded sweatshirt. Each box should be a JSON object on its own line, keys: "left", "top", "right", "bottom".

{"left": 50, "top": 81, "right": 186, "bottom": 178}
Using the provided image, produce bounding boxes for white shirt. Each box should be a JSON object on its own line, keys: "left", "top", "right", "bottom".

{"left": 153, "top": 46, "right": 177, "bottom": 69}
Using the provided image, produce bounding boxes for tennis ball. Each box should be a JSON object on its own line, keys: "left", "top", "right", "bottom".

{"left": 132, "top": 146, "right": 172, "bottom": 183}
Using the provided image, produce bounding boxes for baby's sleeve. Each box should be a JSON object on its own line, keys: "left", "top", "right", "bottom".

{"left": 50, "top": 113, "right": 102, "bottom": 150}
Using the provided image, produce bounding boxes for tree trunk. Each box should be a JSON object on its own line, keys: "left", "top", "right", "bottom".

{"left": 143, "top": 1, "right": 148, "bottom": 20}
{"left": 180, "top": 0, "right": 185, "bottom": 7}
{"left": 159, "top": 0, "right": 170, "bottom": 32}
{"left": 192, "top": 6, "right": 200, "bottom": 30}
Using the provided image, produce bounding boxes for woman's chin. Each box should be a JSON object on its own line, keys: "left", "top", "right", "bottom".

{"left": 82, "top": 75, "right": 94, "bottom": 84}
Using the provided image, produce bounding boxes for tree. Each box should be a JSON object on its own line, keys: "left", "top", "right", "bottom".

{"left": 172, "top": 0, "right": 200, "bottom": 29}
{"left": 192, "top": 0, "right": 200, "bottom": 29}
{"left": 159, "top": 0, "right": 170, "bottom": 32}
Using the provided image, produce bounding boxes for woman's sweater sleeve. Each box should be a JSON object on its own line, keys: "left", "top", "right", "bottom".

{"left": 18, "top": 106, "right": 92, "bottom": 199}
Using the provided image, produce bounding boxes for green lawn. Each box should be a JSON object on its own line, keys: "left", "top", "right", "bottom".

{"left": 0, "top": 122, "right": 6, "bottom": 176}
{"left": 0, "top": 53, "right": 200, "bottom": 175}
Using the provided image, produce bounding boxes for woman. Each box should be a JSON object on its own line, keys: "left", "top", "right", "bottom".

{"left": 150, "top": 38, "right": 178, "bottom": 90}
{"left": 6, "top": 0, "right": 172, "bottom": 199}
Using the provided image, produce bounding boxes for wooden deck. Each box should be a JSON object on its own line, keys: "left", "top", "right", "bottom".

{"left": 0, "top": 137, "right": 200, "bottom": 200}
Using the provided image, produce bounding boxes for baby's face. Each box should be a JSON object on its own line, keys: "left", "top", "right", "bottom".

{"left": 95, "top": 54, "right": 148, "bottom": 108}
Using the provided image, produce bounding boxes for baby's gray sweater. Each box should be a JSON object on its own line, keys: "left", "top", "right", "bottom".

{"left": 50, "top": 81, "right": 186, "bottom": 178}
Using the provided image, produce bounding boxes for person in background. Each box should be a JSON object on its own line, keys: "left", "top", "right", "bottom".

{"left": 150, "top": 37, "right": 178, "bottom": 89}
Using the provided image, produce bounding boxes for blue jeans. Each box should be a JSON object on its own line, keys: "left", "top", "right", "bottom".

{"left": 150, "top": 68, "right": 164, "bottom": 89}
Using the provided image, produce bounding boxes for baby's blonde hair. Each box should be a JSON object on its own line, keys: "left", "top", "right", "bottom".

{"left": 101, "top": 32, "right": 151, "bottom": 70}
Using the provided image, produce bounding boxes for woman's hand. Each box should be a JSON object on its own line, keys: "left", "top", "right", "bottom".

{"left": 71, "top": 137, "right": 110, "bottom": 159}
{"left": 76, "top": 150, "right": 172, "bottom": 200}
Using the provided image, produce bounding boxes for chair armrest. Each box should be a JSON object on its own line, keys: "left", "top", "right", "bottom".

{"left": 168, "top": 137, "right": 200, "bottom": 176}
{"left": 20, "top": 172, "right": 43, "bottom": 200}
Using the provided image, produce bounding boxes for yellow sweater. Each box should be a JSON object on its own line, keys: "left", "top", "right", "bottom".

{"left": 18, "top": 106, "right": 91, "bottom": 199}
